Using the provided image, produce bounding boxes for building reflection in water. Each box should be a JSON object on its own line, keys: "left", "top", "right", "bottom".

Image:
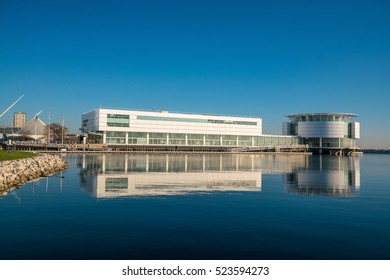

{"left": 78, "top": 154, "right": 360, "bottom": 198}
{"left": 285, "top": 156, "right": 360, "bottom": 196}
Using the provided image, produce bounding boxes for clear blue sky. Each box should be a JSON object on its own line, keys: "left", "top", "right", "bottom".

{"left": 1, "top": 0, "right": 389, "bottom": 148}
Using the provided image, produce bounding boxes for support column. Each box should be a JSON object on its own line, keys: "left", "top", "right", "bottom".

{"left": 102, "top": 154, "right": 106, "bottom": 173}
{"left": 166, "top": 154, "right": 169, "bottom": 172}
{"left": 124, "top": 153, "right": 128, "bottom": 172}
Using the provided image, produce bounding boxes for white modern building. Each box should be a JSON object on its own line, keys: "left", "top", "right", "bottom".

{"left": 284, "top": 113, "right": 360, "bottom": 155}
{"left": 81, "top": 108, "right": 301, "bottom": 151}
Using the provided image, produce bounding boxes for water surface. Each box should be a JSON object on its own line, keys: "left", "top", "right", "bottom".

{"left": 1, "top": 153, "right": 389, "bottom": 259}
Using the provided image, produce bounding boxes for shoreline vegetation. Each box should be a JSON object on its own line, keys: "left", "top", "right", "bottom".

{"left": 0, "top": 150, "right": 36, "bottom": 161}
{"left": 0, "top": 153, "right": 67, "bottom": 196}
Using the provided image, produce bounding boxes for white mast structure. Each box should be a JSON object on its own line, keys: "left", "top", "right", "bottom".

{"left": 0, "top": 95, "right": 24, "bottom": 119}
{"left": 0, "top": 95, "right": 24, "bottom": 137}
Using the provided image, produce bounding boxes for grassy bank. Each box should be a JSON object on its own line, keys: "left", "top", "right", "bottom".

{"left": 0, "top": 150, "right": 36, "bottom": 161}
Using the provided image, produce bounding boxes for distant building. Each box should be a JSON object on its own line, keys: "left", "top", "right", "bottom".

{"left": 17, "top": 115, "right": 47, "bottom": 140}
{"left": 80, "top": 108, "right": 302, "bottom": 152}
{"left": 13, "top": 112, "right": 26, "bottom": 130}
{"left": 284, "top": 113, "right": 360, "bottom": 155}
{"left": 81, "top": 108, "right": 360, "bottom": 154}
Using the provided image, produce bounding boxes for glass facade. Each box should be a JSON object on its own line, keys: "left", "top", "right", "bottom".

{"left": 205, "top": 134, "right": 221, "bottom": 146}
{"left": 128, "top": 132, "right": 147, "bottom": 144}
{"left": 137, "top": 115, "right": 257, "bottom": 126}
{"left": 187, "top": 134, "right": 203, "bottom": 146}
{"left": 322, "top": 138, "right": 339, "bottom": 148}
{"left": 168, "top": 133, "right": 186, "bottom": 145}
{"left": 107, "top": 114, "right": 129, "bottom": 127}
{"left": 222, "top": 135, "right": 237, "bottom": 146}
{"left": 289, "top": 114, "right": 354, "bottom": 123}
{"left": 105, "top": 131, "right": 300, "bottom": 147}
{"left": 149, "top": 133, "right": 167, "bottom": 145}
{"left": 106, "top": 131, "right": 126, "bottom": 144}
{"left": 238, "top": 136, "right": 252, "bottom": 146}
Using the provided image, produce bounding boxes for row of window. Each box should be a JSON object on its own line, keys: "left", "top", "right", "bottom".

{"left": 137, "top": 115, "right": 258, "bottom": 126}
{"left": 291, "top": 115, "right": 352, "bottom": 122}
{"left": 107, "top": 114, "right": 130, "bottom": 127}
{"left": 105, "top": 114, "right": 258, "bottom": 128}
{"left": 105, "top": 131, "right": 299, "bottom": 146}
{"left": 300, "top": 138, "right": 357, "bottom": 148}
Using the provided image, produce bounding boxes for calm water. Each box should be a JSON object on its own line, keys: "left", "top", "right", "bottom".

{"left": 1, "top": 153, "right": 390, "bottom": 260}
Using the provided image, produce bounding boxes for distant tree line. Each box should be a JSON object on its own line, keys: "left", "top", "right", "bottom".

{"left": 45, "top": 123, "right": 69, "bottom": 143}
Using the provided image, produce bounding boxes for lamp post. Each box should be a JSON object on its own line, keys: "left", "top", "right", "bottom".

{"left": 61, "top": 115, "right": 64, "bottom": 145}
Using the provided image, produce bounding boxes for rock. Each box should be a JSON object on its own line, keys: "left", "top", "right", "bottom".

{"left": 0, "top": 153, "right": 67, "bottom": 189}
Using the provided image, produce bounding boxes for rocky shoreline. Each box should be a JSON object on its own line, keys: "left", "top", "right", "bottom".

{"left": 0, "top": 153, "right": 67, "bottom": 194}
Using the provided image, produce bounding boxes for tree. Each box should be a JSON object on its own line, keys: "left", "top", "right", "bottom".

{"left": 46, "top": 123, "right": 68, "bottom": 143}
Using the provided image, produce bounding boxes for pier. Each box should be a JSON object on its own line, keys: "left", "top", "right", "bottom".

{"left": 4, "top": 142, "right": 310, "bottom": 154}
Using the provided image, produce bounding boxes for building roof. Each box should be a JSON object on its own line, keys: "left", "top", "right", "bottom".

{"left": 83, "top": 107, "right": 262, "bottom": 120}
{"left": 285, "top": 113, "right": 358, "bottom": 122}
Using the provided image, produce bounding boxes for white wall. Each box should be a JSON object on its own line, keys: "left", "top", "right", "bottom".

{"left": 350, "top": 122, "right": 360, "bottom": 139}
{"left": 297, "top": 121, "right": 346, "bottom": 138}
{"left": 83, "top": 108, "right": 262, "bottom": 136}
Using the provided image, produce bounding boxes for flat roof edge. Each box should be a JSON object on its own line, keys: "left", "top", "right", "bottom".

{"left": 285, "top": 112, "right": 358, "bottom": 118}
{"left": 83, "top": 107, "right": 262, "bottom": 119}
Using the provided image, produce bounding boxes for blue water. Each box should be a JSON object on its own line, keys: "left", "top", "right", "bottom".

{"left": 1, "top": 153, "right": 389, "bottom": 260}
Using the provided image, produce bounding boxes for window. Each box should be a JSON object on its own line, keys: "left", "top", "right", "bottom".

{"left": 82, "top": 119, "right": 89, "bottom": 128}
{"left": 107, "top": 114, "right": 129, "bottom": 127}
{"left": 205, "top": 135, "right": 221, "bottom": 146}
{"left": 128, "top": 132, "right": 147, "bottom": 144}
{"left": 137, "top": 115, "right": 257, "bottom": 126}
{"left": 169, "top": 133, "right": 186, "bottom": 145}
{"left": 222, "top": 135, "right": 237, "bottom": 146}
{"left": 238, "top": 136, "right": 252, "bottom": 146}
{"left": 188, "top": 134, "right": 204, "bottom": 145}
{"left": 106, "top": 131, "right": 126, "bottom": 144}
{"left": 149, "top": 133, "right": 167, "bottom": 145}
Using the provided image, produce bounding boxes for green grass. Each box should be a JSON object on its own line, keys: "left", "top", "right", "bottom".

{"left": 0, "top": 150, "right": 36, "bottom": 161}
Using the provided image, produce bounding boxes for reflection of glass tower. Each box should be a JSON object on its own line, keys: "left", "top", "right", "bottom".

{"left": 285, "top": 156, "right": 360, "bottom": 196}
{"left": 13, "top": 112, "right": 26, "bottom": 129}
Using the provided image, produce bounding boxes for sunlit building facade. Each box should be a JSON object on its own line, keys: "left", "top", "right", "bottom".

{"left": 81, "top": 109, "right": 360, "bottom": 154}
{"left": 283, "top": 113, "right": 360, "bottom": 155}
{"left": 81, "top": 108, "right": 301, "bottom": 150}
